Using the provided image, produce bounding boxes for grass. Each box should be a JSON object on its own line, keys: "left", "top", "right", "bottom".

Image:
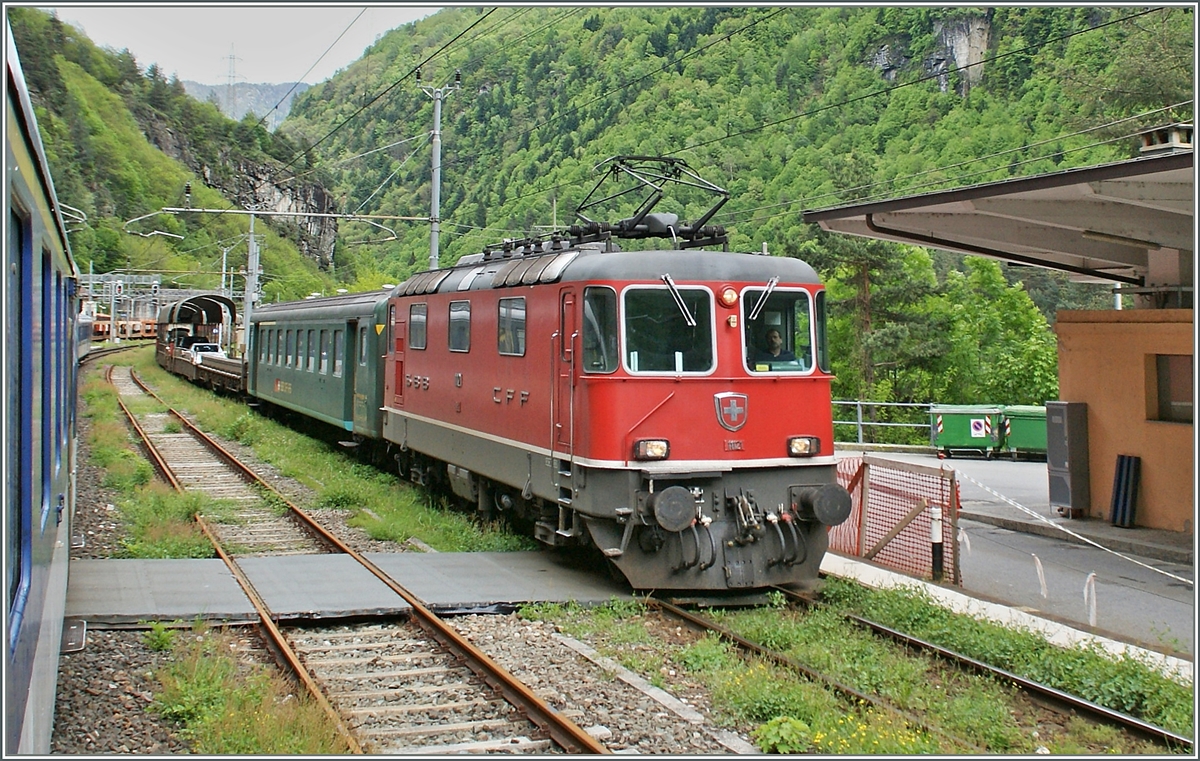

{"left": 819, "top": 577, "right": 1194, "bottom": 737}
{"left": 519, "top": 594, "right": 1183, "bottom": 755}
{"left": 113, "top": 484, "right": 214, "bottom": 559}
{"left": 151, "top": 624, "right": 350, "bottom": 754}
{"left": 125, "top": 347, "right": 537, "bottom": 553}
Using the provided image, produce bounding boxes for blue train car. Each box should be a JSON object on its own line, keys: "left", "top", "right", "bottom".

{"left": 5, "top": 22, "right": 81, "bottom": 754}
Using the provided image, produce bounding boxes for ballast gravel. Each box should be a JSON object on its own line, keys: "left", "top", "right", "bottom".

{"left": 56, "top": 376, "right": 756, "bottom": 754}
{"left": 448, "top": 614, "right": 758, "bottom": 754}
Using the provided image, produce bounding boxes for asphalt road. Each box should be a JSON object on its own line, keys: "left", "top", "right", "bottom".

{"left": 836, "top": 450, "right": 1195, "bottom": 656}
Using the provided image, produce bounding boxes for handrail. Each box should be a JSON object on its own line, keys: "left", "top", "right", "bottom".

{"left": 832, "top": 400, "right": 932, "bottom": 445}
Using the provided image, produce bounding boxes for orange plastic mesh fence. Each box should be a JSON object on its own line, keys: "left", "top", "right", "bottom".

{"left": 831, "top": 456, "right": 961, "bottom": 585}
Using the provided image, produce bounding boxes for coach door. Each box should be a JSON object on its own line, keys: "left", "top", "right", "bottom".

{"left": 554, "top": 289, "right": 576, "bottom": 452}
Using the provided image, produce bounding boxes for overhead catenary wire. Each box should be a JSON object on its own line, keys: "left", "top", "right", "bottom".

{"left": 275, "top": 9, "right": 498, "bottom": 174}
{"left": 440, "top": 7, "right": 785, "bottom": 176}
{"left": 715, "top": 101, "right": 1194, "bottom": 224}
{"left": 716, "top": 114, "right": 1195, "bottom": 229}
{"left": 446, "top": 7, "right": 1169, "bottom": 232}
{"left": 254, "top": 8, "right": 367, "bottom": 130}
{"left": 676, "top": 7, "right": 1163, "bottom": 154}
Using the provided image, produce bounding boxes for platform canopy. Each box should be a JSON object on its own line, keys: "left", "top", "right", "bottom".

{"left": 803, "top": 151, "right": 1193, "bottom": 287}
{"left": 157, "top": 293, "right": 238, "bottom": 325}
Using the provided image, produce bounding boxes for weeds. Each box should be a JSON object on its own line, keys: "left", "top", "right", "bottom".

{"left": 130, "top": 356, "right": 538, "bottom": 553}
{"left": 142, "top": 621, "right": 180, "bottom": 652}
{"left": 820, "top": 577, "right": 1194, "bottom": 736}
{"left": 752, "top": 716, "right": 812, "bottom": 753}
{"left": 152, "top": 626, "right": 349, "bottom": 753}
{"left": 114, "top": 485, "right": 213, "bottom": 559}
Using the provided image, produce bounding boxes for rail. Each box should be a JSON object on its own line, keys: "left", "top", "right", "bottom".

{"left": 833, "top": 400, "right": 931, "bottom": 445}
{"left": 772, "top": 587, "right": 1192, "bottom": 752}
{"left": 123, "top": 368, "right": 608, "bottom": 754}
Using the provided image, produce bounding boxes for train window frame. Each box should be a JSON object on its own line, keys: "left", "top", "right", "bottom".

{"left": 741, "top": 286, "right": 816, "bottom": 375}
{"left": 620, "top": 284, "right": 716, "bottom": 375}
{"left": 42, "top": 247, "right": 52, "bottom": 522}
{"left": 582, "top": 286, "right": 618, "bottom": 374}
{"left": 449, "top": 300, "right": 471, "bottom": 353}
{"left": 259, "top": 329, "right": 268, "bottom": 362}
{"left": 297, "top": 330, "right": 307, "bottom": 370}
{"left": 358, "top": 325, "right": 368, "bottom": 366}
{"left": 319, "top": 330, "right": 330, "bottom": 374}
{"left": 333, "top": 329, "right": 344, "bottom": 377}
{"left": 286, "top": 329, "right": 295, "bottom": 367}
{"left": 276, "top": 330, "right": 285, "bottom": 366}
{"left": 497, "top": 297, "right": 526, "bottom": 356}
{"left": 410, "top": 303, "right": 427, "bottom": 350}
{"left": 815, "top": 290, "right": 830, "bottom": 373}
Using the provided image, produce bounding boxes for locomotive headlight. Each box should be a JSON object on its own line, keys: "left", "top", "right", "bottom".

{"left": 634, "top": 439, "right": 670, "bottom": 460}
{"left": 787, "top": 436, "right": 821, "bottom": 457}
{"left": 719, "top": 287, "right": 738, "bottom": 307}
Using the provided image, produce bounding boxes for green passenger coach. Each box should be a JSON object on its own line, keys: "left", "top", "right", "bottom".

{"left": 249, "top": 291, "right": 391, "bottom": 438}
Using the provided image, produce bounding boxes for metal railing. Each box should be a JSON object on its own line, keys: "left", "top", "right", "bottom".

{"left": 833, "top": 400, "right": 932, "bottom": 445}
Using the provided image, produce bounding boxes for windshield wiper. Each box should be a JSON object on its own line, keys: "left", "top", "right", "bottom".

{"left": 660, "top": 274, "right": 696, "bottom": 327}
{"left": 747, "top": 276, "right": 779, "bottom": 322}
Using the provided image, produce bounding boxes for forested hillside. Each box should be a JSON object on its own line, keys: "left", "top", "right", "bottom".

{"left": 7, "top": 7, "right": 332, "bottom": 302}
{"left": 9, "top": 6, "right": 1193, "bottom": 408}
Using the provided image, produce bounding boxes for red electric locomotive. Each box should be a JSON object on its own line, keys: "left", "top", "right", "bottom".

{"left": 383, "top": 158, "right": 851, "bottom": 592}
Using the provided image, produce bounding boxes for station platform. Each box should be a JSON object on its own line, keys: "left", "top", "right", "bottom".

{"left": 66, "top": 551, "right": 628, "bottom": 626}
{"left": 66, "top": 546, "right": 1190, "bottom": 686}
{"left": 956, "top": 505, "right": 1193, "bottom": 566}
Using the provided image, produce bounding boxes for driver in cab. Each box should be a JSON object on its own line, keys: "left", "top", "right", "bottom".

{"left": 752, "top": 328, "right": 795, "bottom": 362}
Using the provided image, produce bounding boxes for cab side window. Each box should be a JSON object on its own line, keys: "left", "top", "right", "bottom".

{"left": 410, "top": 303, "right": 427, "bottom": 350}
{"left": 498, "top": 297, "right": 525, "bottom": 356}
{"left": 449, "top": 300, "right": 470, "bottom": 352}
{"left": 582, "top": 286, "right": 617, "bottom": 373}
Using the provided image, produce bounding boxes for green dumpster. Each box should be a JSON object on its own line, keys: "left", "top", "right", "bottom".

{"left": 930, "top": 405, "right": 1004, "bottom": 458}
{"left": 1001, "top": 405, "right": 1047, "bottom": 459}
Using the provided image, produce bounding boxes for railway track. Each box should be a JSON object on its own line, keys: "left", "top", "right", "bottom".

{"left": 648, "top": 590, "right": 1191, "bottom": 754}
{"left": 108, "top": 365, "right": 324, "bottom": 555}
{"left": 106, "top": 364, "right": 608, "bottom": 754}
{"left": 769, "top": 586, "right": 1194, "bottom": 752}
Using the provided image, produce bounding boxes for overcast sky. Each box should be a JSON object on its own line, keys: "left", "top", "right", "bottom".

{"left": 46, "top": 5, "right": 438, "bottom": 84}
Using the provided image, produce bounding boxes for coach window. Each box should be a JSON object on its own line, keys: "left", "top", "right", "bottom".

{"left": 297, "top": 330, "right": 307, "bottom": 370}
{"left": 277, "top": 330, "right": 285, "bottom": 365}
{"left": 410, "top": 303, "right": 427, "bottom": 350}
{"left": 623, "top": 285, "right": 714, "bottom": 373}
{"left": 358, "top": 325, "right": 368, "bottom": 365}
{"left": 286, "top": 329, "right": 295, "bottom": 367}
{"left": 319, "top": 330, "right": 330, "bottom": 374}
{"left": 498, "top": 297, "right": 525, "bottom": 356}
{"left": 743, "top": 288, "right": 814, "bottom": 374}
{"left": 307, "top": 329, "right": 317, "bottom": 371}
{"left": 449, "top": 300, "right": 470, "bottom": 352}
{"left": 583, "top": 286, "right": 618, "bottom": 373}
{"left": 333, "top": 330, "right": 344, "bottom": 377}
{"left": 260, "top": 329, "right": 268, "bottom": 362}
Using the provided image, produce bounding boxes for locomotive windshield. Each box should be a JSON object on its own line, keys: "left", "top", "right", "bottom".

{"left": 623, "top": 286, "right": 714, "bottom": 373}
{"left": 743, "top": 288, "right": 814, "bottom": 372}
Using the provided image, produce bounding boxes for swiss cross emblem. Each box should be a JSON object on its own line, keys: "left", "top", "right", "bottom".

{"left": 714, "top": 392, "right": 748, "bottom": 432}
